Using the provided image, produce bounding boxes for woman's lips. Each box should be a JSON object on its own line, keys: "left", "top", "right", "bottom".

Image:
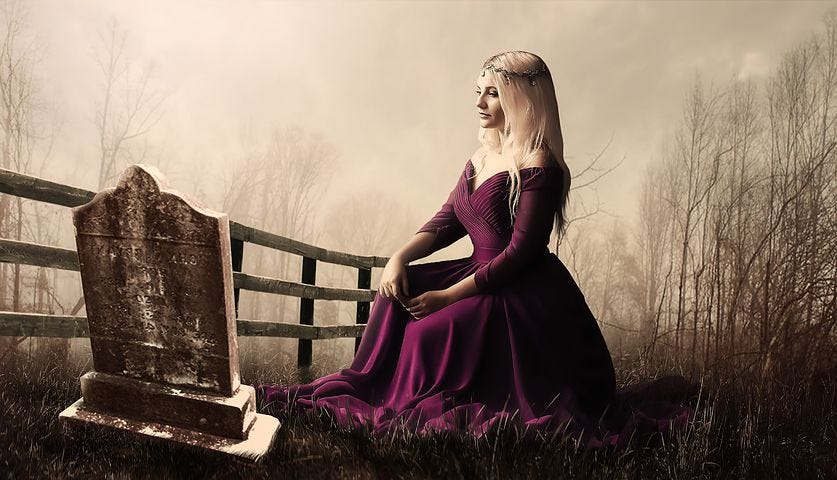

{"left": 479, "top": 113, "right": 491, "bottom": 117}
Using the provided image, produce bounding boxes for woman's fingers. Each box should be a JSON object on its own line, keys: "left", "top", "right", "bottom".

{"left": 405, "top": 298, "right": 422, "bottom": 317}
{"left": 379, "top": 270, "right": 410, "bottom": 301}
{"left": 390, "top": 283, "right": 401, "bottom": 301}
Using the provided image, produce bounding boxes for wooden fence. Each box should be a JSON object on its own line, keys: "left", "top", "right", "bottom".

{"left": 0, "top": 168, "right": 389, "bottom": 367}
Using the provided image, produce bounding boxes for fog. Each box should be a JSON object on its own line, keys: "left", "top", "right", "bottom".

{"left": 23, "top": 1, "right": 831, "bottom": 257}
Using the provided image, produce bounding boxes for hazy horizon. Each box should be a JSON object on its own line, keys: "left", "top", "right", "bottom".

{"left": 21, "top": 0, "right": 837, "bottom": 257}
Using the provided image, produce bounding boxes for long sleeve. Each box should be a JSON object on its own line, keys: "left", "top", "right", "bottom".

{"left": 415, "top": 180, "right": 468, "bottom": 255}
{"left": 473, "top": 168, "right": 560, "bottom": 293}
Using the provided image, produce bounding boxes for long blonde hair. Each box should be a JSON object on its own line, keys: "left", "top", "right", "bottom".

{"left": 473, "top": 51, "right": 571, "bottom": 245}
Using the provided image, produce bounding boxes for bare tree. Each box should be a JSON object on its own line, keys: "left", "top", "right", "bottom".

{"left": 63, "top": 17, "right": 168, "bottom": 317}
{"left": 223, "top": 125, "right": 336, "bottom": 323}
{"left": 0, "top": 0, "right": 66, "bottom": 364}
{"left": 630, "top": 10, "right": 837, "bottom": 382}
{"left": 318, "top": 189, "right": 412, "bottom": 325}
{"left": 558, "top": 137, "right": 624, "bottom": 252}
{"left": 93, "top": 17, "right": 166, "bottom": 190}
{"left": 635, "top": 157, "right": 676, "bottom": 348}
{"left": 321, "top": 188, "right": 412, "bottom": 259}
{"left": 222, "top": 125, "right": 337, "bottom": 370}
{"left": 758, "top": 15, "right": 837, "bottom": 380}
{"left": 0, "top": 0, "right": 60, "bottom": 313}
{"left": 0, "top": 0, "right": 37, "bottom": 313}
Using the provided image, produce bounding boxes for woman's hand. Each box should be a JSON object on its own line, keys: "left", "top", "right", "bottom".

{"left": 404, "top": 290, "right": 453, "bottom": 319}
{"left": 378, "top": 255, "right": 410, "bottom": 304}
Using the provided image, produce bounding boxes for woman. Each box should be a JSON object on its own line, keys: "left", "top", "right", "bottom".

{"left": 258, "top": 51, "right": 693, "bottom": 447}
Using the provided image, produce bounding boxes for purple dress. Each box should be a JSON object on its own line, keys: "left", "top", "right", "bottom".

{"left": 258, "top": 157, "right": 694, "bottom": 447}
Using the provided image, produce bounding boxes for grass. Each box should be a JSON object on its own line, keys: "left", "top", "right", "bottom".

{"left": 0, "top": 348, "right": 834, "bottom": 479}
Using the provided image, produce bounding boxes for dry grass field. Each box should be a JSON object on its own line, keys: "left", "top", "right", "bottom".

{"left": 1, "top": 347, "right": 834, "bottom": 480}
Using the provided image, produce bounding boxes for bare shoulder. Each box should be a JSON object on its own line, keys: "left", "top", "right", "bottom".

{"left": 520, "top": 147, "right": 551, "bottom": 168}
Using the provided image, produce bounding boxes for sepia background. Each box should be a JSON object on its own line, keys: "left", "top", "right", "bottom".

{"left": 2, "top": 0, "right": 835, "bottom": 380}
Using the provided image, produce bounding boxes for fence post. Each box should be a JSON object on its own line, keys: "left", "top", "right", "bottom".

{"left": 230, "top": 237, "right": 244, "bottom": 318}
{"left": 355, "top": 267, "right": 371, "bottom": 353}
{"left": 298, "top": 256, "right": 317, "bottom": 368}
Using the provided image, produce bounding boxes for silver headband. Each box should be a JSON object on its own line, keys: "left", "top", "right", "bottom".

{"left": 481, "top": 62, "right": 548, "bottom": 86}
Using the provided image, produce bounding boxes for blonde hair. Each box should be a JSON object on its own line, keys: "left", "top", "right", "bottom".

{"left": 473, "top": 51, "right": 571, "bottom": 245}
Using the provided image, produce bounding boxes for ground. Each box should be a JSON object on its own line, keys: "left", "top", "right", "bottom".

{"left": 0, "top": 348, "right": 834, "bottom": 479}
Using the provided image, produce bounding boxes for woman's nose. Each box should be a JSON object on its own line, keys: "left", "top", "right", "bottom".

{"left": 476, "top": 96, "right": 486, "bottom": 108}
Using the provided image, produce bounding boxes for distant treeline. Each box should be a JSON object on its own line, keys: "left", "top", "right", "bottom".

{"left": 580, "top": 10, "right": 837, "bottom": 382}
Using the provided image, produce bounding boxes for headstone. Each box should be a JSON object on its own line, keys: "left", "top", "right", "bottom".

{"left": 58, "top": 164, "right": 279, "bottom": 461}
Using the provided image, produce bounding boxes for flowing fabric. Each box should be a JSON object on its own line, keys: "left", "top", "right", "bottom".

{"left": 257, "top": 157, "right": 695, "bottom": 448}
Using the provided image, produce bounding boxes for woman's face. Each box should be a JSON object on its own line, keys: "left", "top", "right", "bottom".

{"left": 476, "top": 74, "right": 505, "bottom": 130}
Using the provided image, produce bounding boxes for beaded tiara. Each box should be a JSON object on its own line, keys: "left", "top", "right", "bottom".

{"left": 481, "top": 61, "right": 548, "bottom": 86}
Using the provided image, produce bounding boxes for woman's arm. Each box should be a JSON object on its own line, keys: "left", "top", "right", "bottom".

{"left": 390, "top": 231, "right": 438, "bottom": 264}
{"left": 394, "top": 181, "right": 467, "bottom": 263}
{"left": 405, "top": 272, "right": 478, "bottom": 318}
{"left": 414, "top": 188, "right": 467, "bottom": 254}
{"left": 444, "top": 273, "right": 480, "bottom": 303}
{"left": 383, "top": 167, "right": 470, "bottom": 308}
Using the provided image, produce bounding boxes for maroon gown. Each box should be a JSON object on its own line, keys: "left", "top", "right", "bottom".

{"left": 258, "top": 157, "right": 694, "bottom": 447}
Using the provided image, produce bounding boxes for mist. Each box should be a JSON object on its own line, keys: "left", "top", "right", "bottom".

{"left": 3, "top": 0, "right": 835, "bottom": 370}
{"left": 26, "top": 1, "right": 831, "bottom": 241}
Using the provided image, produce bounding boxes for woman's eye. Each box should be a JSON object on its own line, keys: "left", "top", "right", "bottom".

{"left": 488, "top": 91, "right": 498, "bottom": 97}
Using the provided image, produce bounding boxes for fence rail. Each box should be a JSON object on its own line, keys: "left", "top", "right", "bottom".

{"left": 0, "top": 312, "right": 366, "bottom": 340}
{"left": 0, "top": 167, "right": 387, "bottom": 367}
{"left": 0, "top": 238, "right": 376, "bottom": 302}
{"left": 0, "top": 168, "right": 389, "bottom": 268}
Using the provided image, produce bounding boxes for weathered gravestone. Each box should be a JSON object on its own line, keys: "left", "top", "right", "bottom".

{"left": 58, "top": 164, "right": 279, "bottom": 461}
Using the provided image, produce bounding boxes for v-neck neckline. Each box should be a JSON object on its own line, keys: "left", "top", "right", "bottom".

{"left": 467, "top": 159, "right": 512, "bottom": 196}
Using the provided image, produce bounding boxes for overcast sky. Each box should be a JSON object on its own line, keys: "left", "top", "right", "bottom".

{"left": 26, "top": 0, "right": 837, "bottom": 254}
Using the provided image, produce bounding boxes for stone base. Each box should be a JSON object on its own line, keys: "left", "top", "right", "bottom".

{"left": 59, "top": 399, "right": 280, "bottom": 462}
{"left": 79, "top": 371, "right": 255, "bottom": 439}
